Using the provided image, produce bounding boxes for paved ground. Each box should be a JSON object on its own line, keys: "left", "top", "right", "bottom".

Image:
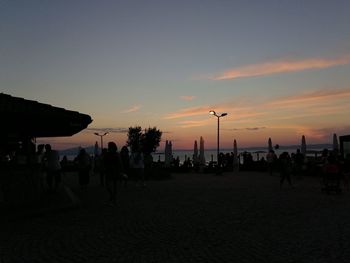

{"left": 1, "top": 171, "right": 350, "bottom": 263}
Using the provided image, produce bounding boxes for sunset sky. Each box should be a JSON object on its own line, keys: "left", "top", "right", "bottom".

{"left": 1, "top": 0, "right": 350, "bottom": 150}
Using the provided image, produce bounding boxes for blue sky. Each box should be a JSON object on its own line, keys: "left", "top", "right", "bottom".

{"left": 1, "top": 0, "right": 350, "bottom": 150}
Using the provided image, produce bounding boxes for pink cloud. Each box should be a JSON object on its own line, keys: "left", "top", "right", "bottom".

{"left": 180, "top": 96, "right": 196, "bottom": 101}
{"left": 212, "top": 55, "right": 350, "bottom": 80}
{"left": 163, "top": 106, "right": 212, "bottom": 119}
{"left": 122, "top": 105, "right": 141, "bottom": 113}
{"left": 267, "top": 88, "right": 350, "bottom": 107}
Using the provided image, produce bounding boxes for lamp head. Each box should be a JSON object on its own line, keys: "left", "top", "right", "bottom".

{"left": 221, "top": 113, "right": 228, "bottom": 117}
{"left": 209, "top": 110, "right": 216, "bottom": 115}
{"left": 94, "top": 132, "right": 99, "bottom": 136}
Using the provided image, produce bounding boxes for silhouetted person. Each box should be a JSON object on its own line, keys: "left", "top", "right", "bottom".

{"left": 95, "top": 148, "right": 107, "bottom": 186}
{"left": 322, "top": 153, "right": 341, "bottom": 192}
{"left": 75, "top": 148, "right": 92, "bottom": 188}
{"left": 103, "top": 142, "right": 123, "bottom": 205}
{"left": 293, "top": 149, "right": 304, "bottom": 178}
{"left": 120, "top": 146, "right": 130, "bottom": 185}
{"left": 130, "top": 146, "right": 145, "bottom": 186}
{"left": 43, "top": 144, "right": 61, "bottom": 192}
{"left": 279, "top": 152, "right": 293, "bottom": 188}
{"left": 35, "top": 144, "right": 46, "bottom": 193}
{"left": 266, "top": 150, "right": 277, "bottom": 176}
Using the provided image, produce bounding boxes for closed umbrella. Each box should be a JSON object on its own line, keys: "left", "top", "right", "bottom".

{"left": 301, "top": 135, "right": 307, "bottom": 155}
{"left": 268, "top": 138, "right": 273, "bottom": 152}
{"left": 333, "top": 133, "right": 339, "bottom": 152}
{"left": 233, "top": 139, "right": 239, "bottom": 172}
{"left": 193, "top": 140, "right": 198, "bottom": 164}
{"left": 164, "top": 140, "right": 171, "bottom": 168}
{"left": 199, "top": 136, "right": 206, "bottom": 166}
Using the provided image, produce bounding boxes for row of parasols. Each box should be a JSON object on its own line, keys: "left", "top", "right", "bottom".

{"left": 164, "top": 137, "right": 206, "bottom": 168}
{"left": 268, "top": 133, "right": 340, "bottom": 155}
{"left": 163, "top": 133, "right": 340, "bottom": 167}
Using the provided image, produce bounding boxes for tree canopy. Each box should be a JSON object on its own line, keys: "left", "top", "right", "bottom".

{"left": 126, "top": 126, "right": 162, "bottom": 155}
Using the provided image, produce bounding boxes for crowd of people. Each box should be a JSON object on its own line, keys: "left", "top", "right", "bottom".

{"left": 2, "top": 140, "right": 350, "bottom": 205}
{"left": 71, "top": 142, "right": 146, "bottom": 205}
{"left": 0, "top": 140, "right": 148, "bottom": 206}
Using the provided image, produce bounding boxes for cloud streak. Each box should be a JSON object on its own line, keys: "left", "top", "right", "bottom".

{"left": 163, "top": 106, "right": 211, "bottom": 119}
{"left": 211, "top": 55, "right": 350, "bottom": 80}
{"left": 267, "top": 88, "right": 350, "bottom": 107}
{"left": 225, "top": 127, "right": 266, "bottom": 131}
{"left": 122, "top": 105, "right": 141, "bottom": 113}
{"left": 87, "top": 127, "right": 129, "bottom": 133}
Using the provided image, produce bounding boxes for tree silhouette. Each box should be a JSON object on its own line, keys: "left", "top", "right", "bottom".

{"left": 126, "top": 126, "right": 162, "bottom": 155}
{"left": 126, "top": 126, "right": 143, "bottom": 152}
{"left": 142, "top": 127, "right": 162, "bottom": 155}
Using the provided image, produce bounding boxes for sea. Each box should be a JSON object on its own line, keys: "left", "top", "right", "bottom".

{"left": 153, "top": 146, "right": 328, "bottom": 164}
{"left": 61, "top": 144, "right": 332, "bottom": 164}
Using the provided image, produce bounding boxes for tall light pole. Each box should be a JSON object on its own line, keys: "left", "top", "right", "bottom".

{"left": 94, "top": 132, "right": 109, "bottom": 153}
{"left": 209, "top": 110, "right": 228, "bottom": 169}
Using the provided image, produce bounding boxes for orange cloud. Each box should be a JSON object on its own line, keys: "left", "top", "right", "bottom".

{"left": 267, "top": 88, "right": 350, "bottom": 108}
{"left": 270, "top": 88, "right": 350, "bottom": 105}
{"left": 163, "top": 106, "right": 211, "bottom": 119}
{"left": 180, "top": 96, "right": 195, "bottom": 101}
{"left": 212, "top": 55, "right": 350, "bottom": 80}
{"left": 177, "top": 119, "right": 211, "bottom": 128}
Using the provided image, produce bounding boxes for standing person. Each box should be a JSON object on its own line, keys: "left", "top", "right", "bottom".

{"left": 293, "top": 149, "right": 304, "bottom": 178}
{"left": 95, "top": 148, "right": 107, "bottom": 186}
{"left": 43, "top": 144, "right": 61, "bottom": 193}
{"left": 130, "top": 146, "right": 145, "bottom": 187}
{"left": 120, "top": 146, "right": 130, "bottom": 186}
{"left": 35, "top": 144, "right": 46, "bottom": 193}
{"left": 279, "top": 152, "right": 293, "bottom": 188}
{"left": 103, "top": 142, "right": 123, "bottom": 205}
{"left": 266, "top": 150, "right": 277, "bottom": 176}
{"left": 75, "top": 148, "right": 92, "bottom": 188}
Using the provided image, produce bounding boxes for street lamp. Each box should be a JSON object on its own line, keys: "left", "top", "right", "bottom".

{"left": 209, "top": 110, "right": 228, "bottom": 170}
{"left": 94, "top": 132, "right": 109, "bottom": 153}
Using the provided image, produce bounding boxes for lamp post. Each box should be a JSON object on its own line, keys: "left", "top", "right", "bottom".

{"left": 94, "top": 132, "right": 109, "bottom": 153}
{"left": 209, "top": 110, "right": 228, "bottom": 170}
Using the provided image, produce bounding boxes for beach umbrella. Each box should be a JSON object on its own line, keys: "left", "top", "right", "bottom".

{"left": 233, "top": 139, "right": 239, "bottom": 172}
{"left": 193, "top": 140, "right": 198, "bottom": 164}
{"left": 199, "top": 136, "right": 206, "bottom": 166}
{"left": 169, "top": 141, "right": 173, "bottom": 157}
{"left": 268, "top": 138, "right": 273, "bottom": 152}
{"left": 164, "top": 140, "right": 171, "bottom": 167}
{"left": 333, "top": 133, "right": 339, "bottom": 152}
{"left": 301, "top": 135, "right": 307, "bottom": 155}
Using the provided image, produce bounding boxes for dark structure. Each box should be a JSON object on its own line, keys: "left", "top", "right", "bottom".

{"left": 0, "top": 93, "right": 93, "bottom": 206}
{"left": 340, "top": 135, "right": 350, "bottom": 158}
{"left": 0, "top": 93, "right": 92, "bottom": 152}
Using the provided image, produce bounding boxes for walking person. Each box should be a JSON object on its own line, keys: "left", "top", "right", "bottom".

{"left": 35, "top": 144, "right": 46, "bottom": 193}
{"left": 43, "top": 144, "right": 62, "bottom": 193}
{"left": 266, "top": 150, "right": 277, "bottom": 176}
{"left": 279, "top": 152, "right": 293, "bottom": 188}
{"left": 75, "top": 148, "right": 92, "bottom": 189}
{"left": 103, "top": 142, "right": 123, "bottom": 205}
{"left": 120, "top": 146, "right": 130, "bottom": 186}
{"left": 130, "top": 146, "right": 145, "bottom": 187}
{"left": 293, "top": 149, "right": 304, "bottom": 179}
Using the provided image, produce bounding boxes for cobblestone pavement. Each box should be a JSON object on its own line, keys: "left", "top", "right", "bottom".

{"left": 1, "top": 172, "right": 350, "bottom": 263}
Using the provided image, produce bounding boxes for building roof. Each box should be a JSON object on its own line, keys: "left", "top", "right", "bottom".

{"left": 0, "top": 93, "right": 92, "bottom": 139}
